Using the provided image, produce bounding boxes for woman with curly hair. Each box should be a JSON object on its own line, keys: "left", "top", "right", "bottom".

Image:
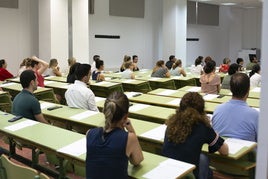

{"left": 163, "top": 92, "right": 228, "bottom": 179}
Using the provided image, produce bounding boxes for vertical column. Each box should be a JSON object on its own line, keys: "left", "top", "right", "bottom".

{"left": 38, "top": 0, "right": 69, "bottom": 71}
{"left": 256, "top": 1, "right": 268, "bottom": 178}
{"left": 71, "top": 0, "right": 89, "bottom": 63}
{"left": 162, "top": 0, "right": 187, "bottom": 65}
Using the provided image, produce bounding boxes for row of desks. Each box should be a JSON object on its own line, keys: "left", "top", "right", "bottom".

{"left": 0, "top": 111, "right": 196, "bottom": 179}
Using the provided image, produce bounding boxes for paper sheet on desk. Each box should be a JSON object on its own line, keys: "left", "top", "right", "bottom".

{"left": 129, "top": 104, "right": 150, "bottom": 112}
{"left": 123, "top": 79, "right": 136, "bottom": 83}
{"left": 251, "top": 87, "right": 261, "bottom": 93}
{"left": 171, "top": 76, "right": 182, "bottom": 80}
{"left": 0, "top": 82, "right": 16, "bottom": 87}
{"left": 225, "top": 138, "right": 256, "bottom": 155}
{"left": 95, "top": 81, "right": 111, "bottom": 85}
{"left": 57, "top": 138, "right": 86, "bottom": 157}
{"left": 44, "top": 81, "right": 54, "bottom": 85}
{"left": 70, "top": 111, "right": 98, "bottom": 121}
{"left": 186, "top": 86, "right": 201, "bottom": 92}
{"left": 143, "top": 159, "right": 194, "bottom": 179}
{"left": 40, "top": 102, "right": 55, "bottom": 109}
{"left": 95, "top": 96, "right": 105, "bottom": 102}
{"left": 5, "top": 120, "right": 38, "bottom": 132}
{"left": 157, "top": 89, "right": 177, "bottom": 96}
{"left": 203, "top": 94, "right": 219, "bottom": 100}
{"left": 167, "top": 98, "right": 181, "bottom": 105}
{"left": 140, "top": 125, "right": 166, "bottom": 141}
{"left": 149, "top": 77, "right": 161, "bottom": 81}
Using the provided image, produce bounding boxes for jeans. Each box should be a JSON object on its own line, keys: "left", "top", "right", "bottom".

{"left": 198, "top": 153, "right": 213, "bottom": 179}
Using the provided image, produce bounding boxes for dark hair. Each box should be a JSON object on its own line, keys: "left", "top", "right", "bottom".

{"left": 49, "top": 58, "right": 58, "bottom": 68}
{"left": 67, "top": 62, "right": 80, "bottom": 83}
{"left": 30, "top": 59, "right": 39, "bottom": 68}
{"left": 204, "top": 56, "right": 212, "bottom": 64}
{"left": 103, "top": 91, "right": 129, "bottom": 130}
{"left": 195, "top": 57, "right": 202, "bottom": 66}
{"left": 132, "top": 55, "right": 138, "bottom": 60}
{"left": 230, "top": 73, "right": 250, "bottom": 98}
{"left": 0, "top": 59, "right": 6, "bottom": 68}
{"left": 20, "top": 70, "right": 36, "bottom": 88}
{"left": 166, "top": 92, "right": 210, "bottom": 144}
{"left": 249, "top": 54, "right": 256, "bottom": 62}
{"left": 156, "top": 60, "right": 165, "bottom": 67}
{"left": 203, "top": 60, "right": 216, "bottom": 74}
{"left": 169, "top": 55, "right": 175, "bottom": 61}
{"left": 75, "top": 64, "right": 91, "bottom": 80}
{"left": 95, "top": 60, "right": 104, "bottom": 69}
{"left": 249, "top": 64, "right": 261, "bottom": 77}
{"left": 172, "top": 59, "right": 182, "bottom": 70}
{"left": 228, "top": 63, "right": 239, "bottom": 75}
{"left": 236, "top": 58, "right": 244, "bottom": 64}
{"left": 93, "top": 55, "right": 100, "bottom": 62}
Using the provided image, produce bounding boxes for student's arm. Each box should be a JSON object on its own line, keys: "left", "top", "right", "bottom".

{"left": 130, "top": 73, "right": 135, "bottom": 79}
{"left": 125, "top": 120, "right": 144, "bottom": 165}
{"left": 53, "top": 67, "right": 62, "bottom": 76}
{"left": 180, "top": 68, "right": 187, "bottom": 77}
{"left": 34, "top": 113, "right": 49, "bottom": 124}
{"left": 218, "top": 142, "right": 229, "bottom": 155}
{"left": 32, "top": 56, "right": 49, "bottom": 75}
{"left": 165, "top": 71, "right": 171, "bottom": 78}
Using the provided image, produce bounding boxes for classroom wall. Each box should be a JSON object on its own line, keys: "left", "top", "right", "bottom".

{"left": 88, "top": 0, "right": 162, "bottom": 70}
{"left": 0, "top": 0, "right": 262, "bottom": 74}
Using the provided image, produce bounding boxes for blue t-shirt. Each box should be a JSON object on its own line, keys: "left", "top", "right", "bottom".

{"left": 212, "top": 99, "right": 259, "bottom": 142}
{"left": 86, "top": 127, "right": 128, "bottom": 179}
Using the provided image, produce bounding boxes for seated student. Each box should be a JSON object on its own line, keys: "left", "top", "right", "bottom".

{"left": 200, "top": 60, "right": 221, "bottom": 94}
{"left": 191, "top": 56, "right": 203, "bottom": 76}
{"left": 92, "top": 59, "right": 105, "bottom": 81}
{"left": 221, "top": 63, "right": 239, "bottom": 89}
{"left": 65, "top": 64, "right": 99, "bottom": 112}
{"left": 163, "top": 92, "right": 228, "bottom": 179}
{"left": 236, "top": 57, "right": 244, "bottom": 71}
{"left": 0, "top": 59, "right": 14, "bottom": 81}
{"left": 212, "top": 73, "right": 258, "bottom": 142}
{"left": 28, "top": 56, "right": 49, "bottom": 87}
{"left": 219, "top": 58, "right": 231, "bottom": 73}
{"left": 12, "top": 70, "right": 49, "bottom": 124}
{"left": 132, "top": 55, "right": 139, "bottom": 71}
{"left": 120, "top": 55, "right": 131, "bottom": 72}
{"left": 249, "top": 64, "right": 261, "bottom": 88}
{"left": 91, "top": 55, "right": 100, "bottom": 73}
{"left": 151, "top": 60, "right": 170, "bottom": 78}
{"left": 246, "top": 55, "right": 258, "bottom": 70}
{"left": 67, "top": 62, "right": 80, "bottom": 83}
{"left": 47, "top": 58, "right": 62, "bottom": 76}
{"left": 165, "top": 55, "right": 176, "bottom": 70}
{"left": 169, "top": 59, "right": 186, "bottom": 77}
{"left": 121, "top": 61, "right": 135, "bottom": 79}
{"left": 86, "top": 91, "right": 143, "bottom": 179}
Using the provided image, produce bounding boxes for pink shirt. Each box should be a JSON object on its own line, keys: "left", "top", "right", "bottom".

{"left": 35, "top": 70, "right": 44, "bottom": 87}
{"left": 200, "top": 73, "right": 221, "bottom": 94}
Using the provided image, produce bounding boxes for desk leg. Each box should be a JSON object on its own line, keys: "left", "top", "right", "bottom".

{"left": 58, "top": 157, "right": 69, "bottom": 179}
{"left": 8, "top": 137, "right": 16, "bottom": 157}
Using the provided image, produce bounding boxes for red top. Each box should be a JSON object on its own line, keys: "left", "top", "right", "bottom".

{"left": 0, "top": 68, "right": 14, "bottom": 81}
{"left": 35, "top": 70, "right": 44, "bottom": 87}
{"left": 219, "top": 64, "right": 229, "bottom": 73}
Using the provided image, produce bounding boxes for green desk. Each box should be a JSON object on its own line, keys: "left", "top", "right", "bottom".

{"left": 0, "top": 91, "right": 12, "bottom": 112}
{"left": 220, "top": 88, "right": 260, "bottom": 99}
{"left": 95, "top": 97, "right": 175, "bottom": 124}
{"left": 45, "top": 76, "right": 67, "bottom": 83}
{"left": 0, "top": 82, "right": 57, "bottom": 103}
{"left": 170, "top": 76, "right": 197, "bottom": 89}
{"left": 0, "top": 112, "right": 196, "bottom": 179}
{"left": 89, "top": 81, "right": 124, "bottom": 97}
{"left": 135, "top": 76, "right": 176, "bottom": 90}
{"left": 108, "top": 78, "right": 152, "bottom": 93}
{"left": 148, "top": 88, "right": 187, "bottom": 98}
{"left": 125, "top": 92, "right": 219, "bottom": 113}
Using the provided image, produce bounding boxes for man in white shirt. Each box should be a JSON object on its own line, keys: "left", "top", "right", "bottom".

{"left": 65, "top": 64, "right": 99, "bottom": 112}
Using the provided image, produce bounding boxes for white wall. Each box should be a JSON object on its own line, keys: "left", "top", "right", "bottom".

{"left": 0, "top": 0, "right": 37, "bottom": 75}
{"left": 186, "top": 6, "right": 262, "bottom": 67}
{"left": 88, "top": 0, "right": 162, "bottom": 70}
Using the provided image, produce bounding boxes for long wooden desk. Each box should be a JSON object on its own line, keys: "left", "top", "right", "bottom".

{"left": 135, "top": 76, "right": 176, "bottom": 90}
{"left": 95, "top": 97, "right": 175, "bottom": 124}
{"left": 170, "top": 76, "right": 197, "bottom": 89}
{"left": 0, "top": 91, "right": 12, "bottom": 112}
{"left": 220, "top": 87, "right": 260, "bottom": 99}
{"left": 148, "top": 88, "right": 260, "bottom": 108}
{"left": 0, "top": 82, "right": 57, "bottom": 103}
{"left": 125, "top": 92, "right": 219, "bottom": 113}
{"left": 0, "top": 112, "right": 195, "bottom": 179}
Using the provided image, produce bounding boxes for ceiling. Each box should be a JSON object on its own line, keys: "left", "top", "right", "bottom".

{"left": 190, "top": 0, "right": 262, "bottom": 8}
